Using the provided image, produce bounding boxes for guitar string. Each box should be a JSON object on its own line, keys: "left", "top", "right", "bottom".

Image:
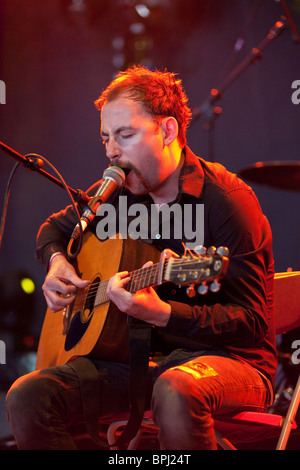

{"left": 70, "top": 264, "right": 161, "bottom": 312}
{"left": 74, "top": 258, "right": 212, "bottom": 300}
{"left": 78, "top": 256, "right": 212, "bottom": 294}
{"left": 68, "top": 257, "right": 216, "bottom": 312}
{"left": 87, "top": 263, "right": 160, "bottom": 293}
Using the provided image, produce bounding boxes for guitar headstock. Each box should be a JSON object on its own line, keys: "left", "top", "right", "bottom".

{"left": 163, "top": 246, "right": 229, "bottom": 297}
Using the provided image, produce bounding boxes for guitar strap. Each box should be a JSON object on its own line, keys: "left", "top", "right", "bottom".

{"left": 112, "top": 319, "right": 152, "bottom": 449}
{"left": 71, "top": 320, "right": 152, "bottom": 450}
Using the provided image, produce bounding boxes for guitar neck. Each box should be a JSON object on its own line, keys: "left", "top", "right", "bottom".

{"left": 95, "top": 263, "right": 161, "bottom": 307}
{"left": 92, "top": 249, "right": 228, "bottom": 309}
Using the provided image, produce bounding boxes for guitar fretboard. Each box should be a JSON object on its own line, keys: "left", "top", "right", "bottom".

{"left": 94, "top": 262, "right": 161, "bottom": 307}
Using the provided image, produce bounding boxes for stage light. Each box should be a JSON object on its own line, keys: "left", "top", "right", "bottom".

{"left": 112, "top": 36, "right": 125, "bottom": 51}
{"left": 68, "top": 0, "right": 86, "bottom": 13}
{"left": 135, "top": 4, "right": 151, "bottom": 18}
{"left": 129, "top": 22, "right": 145, "bottom": 35}
{"left": 112, "top": 54, "right": 126, "bottom": 68}
{"left": 0, "top": 270, "right": 36, "bottom": 332}
{"left": 20, "top": 277, "right": 35, "bottom": 295}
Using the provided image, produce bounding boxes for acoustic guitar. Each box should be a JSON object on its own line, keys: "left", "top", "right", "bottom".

{"left": 36, "top": 232, "right": 229, "bottom": 370}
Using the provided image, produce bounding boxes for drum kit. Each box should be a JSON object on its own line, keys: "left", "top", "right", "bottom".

{"left": 240, "top": 159, "right": 300, "bottom": 422}
{"left": 239, "top": 160, "right": 300, "bottom": 192}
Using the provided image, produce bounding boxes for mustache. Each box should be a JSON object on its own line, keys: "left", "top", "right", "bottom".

{"left": 109, "top": 159, "right": 134, "bottom": 173}
{"left": 110, "top": 159, "right": 151, "bottom": 191}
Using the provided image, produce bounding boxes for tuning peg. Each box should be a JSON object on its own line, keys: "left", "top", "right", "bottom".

{"left": 216, "top": 246, "right": 229, "bottom": 256}
{"left": 207, "top": 246, "right": 216, "bottom": 256}
{"left": 197, "top": 282, "right": 209, "bottom": 295}
{"left": 209, "top": 280, "right": 221, "bottom": 293}
{"left": 186, "top": 285, "right": 196, "bottom": 298}
{"left": 194, "top": 245, "right": 207, "bottom": 255}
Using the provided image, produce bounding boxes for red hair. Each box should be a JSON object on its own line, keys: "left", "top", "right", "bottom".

{"left": 94, "top": 66, "right": 191, "bottom": 148}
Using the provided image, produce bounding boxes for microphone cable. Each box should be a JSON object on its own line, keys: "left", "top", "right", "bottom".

{"left": 0, "top": 153, "right": 84, "bottom": 258}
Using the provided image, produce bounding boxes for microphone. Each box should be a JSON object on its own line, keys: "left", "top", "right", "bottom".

{"left": 70, "top": 165, "right": 126, "bottom": 241}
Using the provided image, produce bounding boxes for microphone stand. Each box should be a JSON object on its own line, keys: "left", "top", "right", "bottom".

{"left": 0, "top": 140, "right": 89, "bottom": 204}
{"left": 191, "top": 16, "right": 287, "bottom": 162}
{"left": 0, "top": 139, "right": 91, "bottom": 257}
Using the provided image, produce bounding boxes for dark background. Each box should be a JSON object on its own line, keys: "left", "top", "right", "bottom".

{"left": 0, "top": 0, "right": 299, "bottom": 442}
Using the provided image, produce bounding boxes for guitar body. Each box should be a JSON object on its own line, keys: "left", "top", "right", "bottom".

{"left": 36, "top": 232, "right": 161, "bottom": 370}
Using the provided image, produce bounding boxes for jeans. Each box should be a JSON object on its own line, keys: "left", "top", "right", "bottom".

{"left": 6, "top": 349, "right": 272, "bottom": 450}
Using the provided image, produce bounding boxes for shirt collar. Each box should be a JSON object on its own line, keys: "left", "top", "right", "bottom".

{"left": 131, "top": 146, "right": 204, "bottom": 205}
{"left": 179, "top": 146, "right": 204, "bottom": 198}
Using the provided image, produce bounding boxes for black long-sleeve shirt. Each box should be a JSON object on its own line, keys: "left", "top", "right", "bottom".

{"left": 36, "top": 147, "right": 277, "bottom": 387}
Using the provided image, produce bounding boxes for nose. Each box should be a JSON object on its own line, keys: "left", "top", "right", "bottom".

{"left": 105, "top": 137, "right": 121, "bottom": 162}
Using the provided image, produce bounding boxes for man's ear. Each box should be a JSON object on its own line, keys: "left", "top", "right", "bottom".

{"left": 161, "top": 117, "right": 178, "bottom": 146}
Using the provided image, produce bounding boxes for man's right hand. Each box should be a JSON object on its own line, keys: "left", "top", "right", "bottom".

{"left": 42, "top": 254, "right": 89, "bottom": 312}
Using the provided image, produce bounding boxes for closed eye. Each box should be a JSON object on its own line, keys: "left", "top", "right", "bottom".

{"left": 101, "top": 127, "right": 136, "bottom": 145}
{"left": 121, "top": 133, "right": 134, "bottom": 139}
{"left": 101, "top": 135, "right": 132, "bottom": 145}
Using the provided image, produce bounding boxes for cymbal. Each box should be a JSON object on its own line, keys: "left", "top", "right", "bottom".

{"left": 239, "top": 161, "right": 300, "bottom": 191}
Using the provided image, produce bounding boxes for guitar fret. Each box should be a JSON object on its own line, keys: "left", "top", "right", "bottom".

{"left": 93, "top": 263, "right": 161, "bottom": 308}
{"left": 127, "top": 264, "right": 160, "bottom": 294}
{"left": 69, "top": 249, "right": 225, "bottom": 317}
{"left": 82, "top": 250, "right": 224, "bottom": 309}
